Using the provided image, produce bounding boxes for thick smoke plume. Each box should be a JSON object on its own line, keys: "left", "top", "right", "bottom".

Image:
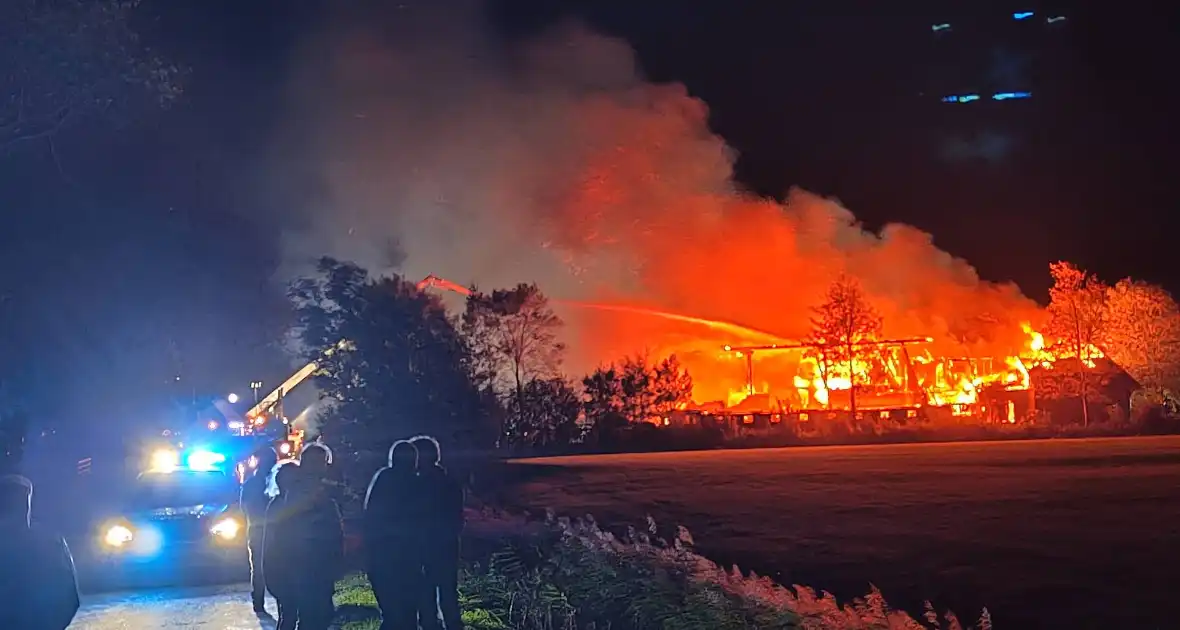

{"left": 272, "top": 1, "right": 1042, "bottom": 401}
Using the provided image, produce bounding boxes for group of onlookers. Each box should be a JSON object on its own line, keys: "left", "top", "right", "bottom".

{"left": 0, "top": 432, "right": 463, "bottom": 630}
{"left": 243, "top": 435, "right": 465, "bottom": 630}
{"left": 241, "top": 441, "right": 343, "bottom": 629}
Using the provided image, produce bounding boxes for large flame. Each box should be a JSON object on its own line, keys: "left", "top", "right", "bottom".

{"left": 275, "top": 6, "right": 1106, "bottom": 414}
{"left": 589, "top": 312, "right": 1103, "bottom": 415}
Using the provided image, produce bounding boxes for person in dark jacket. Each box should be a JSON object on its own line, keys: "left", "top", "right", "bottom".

{"left": 241, "top": 446, "right": 278, "bottom": 613}
{"left": 263, "top": 461, "right": 303, "bottom": 630}
{"left": 364, "top": 440, "right": 424, "bottom": 630}
{"left": 411, "top": 435, "right": 465, "bottom": 630}
{"left": 297, "top": 456, "right": 346, "bottom": 630}
{"left": 0, "top": 474, "right": 80, "bottom": 630}
{"left": 267, "top": 458, "right": 346, "bottom": 630}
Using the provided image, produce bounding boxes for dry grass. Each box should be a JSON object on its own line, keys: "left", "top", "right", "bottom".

{"left": 494, "top": 436, "right": 1180, "bottom": 629}
{"left": 335, "top": 507, "right": 990, "bottom": 630}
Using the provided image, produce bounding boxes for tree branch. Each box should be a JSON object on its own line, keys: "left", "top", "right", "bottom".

{"left": 0, "top": 106, "right": 74, "bottom": 152}
{"left": 48, "top": 135, "right": 73, "bottom": 185}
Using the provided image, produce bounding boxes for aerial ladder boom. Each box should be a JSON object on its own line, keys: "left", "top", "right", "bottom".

{"left": 245, "top": 361, "right": 318, "bottom": 420}
{"left": 415, "top": 274, "right": 473, "bottom": 296}
{"left": 245, "top": 340, "right": 351, "bottom": 420}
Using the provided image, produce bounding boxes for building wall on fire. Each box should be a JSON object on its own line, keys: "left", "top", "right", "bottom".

{"left": 979, "top": 385, "right": 1036, "bottom": 423}
{"left": 667, "top": 408, "right": 927, "bottom": 440}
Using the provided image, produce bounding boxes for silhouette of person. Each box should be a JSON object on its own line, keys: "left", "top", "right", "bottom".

{"left": 0, "top": 474, "right": 80, "bottom": 630}
{"left": 300, "top": 441, "right": 344, "bottom": 504}
{"left": 300, "top": 441, "right": 330, "bottom": 478}
{"left": 298, "top": 456, "right": 345, "bottom": 630}
{"left": 266, "top": 459, "right": 344, "bottom": 630}
{"left": 264, "top": 461, "right": 303, "bottom": 630}
{"left": 364, "top": 440, "right": 424, "bottom": 630}
{"left": 241, "top": 446, "right": 278, "bottom": 613}
{"left": 411, "top": 435, "right": 465, "bottom": 630}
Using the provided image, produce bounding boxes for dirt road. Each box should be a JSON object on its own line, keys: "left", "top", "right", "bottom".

{"left": 69, "top": 584, "right": 276, "bottom": 629}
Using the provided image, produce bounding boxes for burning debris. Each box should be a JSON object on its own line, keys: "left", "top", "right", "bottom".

{"left": 707, "top": 319, "right": 1104, "bottom": 421}
{"left": 272, "top": 4, "right": 1175, "bottom": 428}
{"left": 422, "top": 269, "right": 1113, "bottom": 424}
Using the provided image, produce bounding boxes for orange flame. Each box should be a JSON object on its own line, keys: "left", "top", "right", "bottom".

{"left": 573, "top": 309, "right": 1097, "bottom": 417}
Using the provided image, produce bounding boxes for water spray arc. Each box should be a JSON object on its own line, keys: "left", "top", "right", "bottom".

{"left": 414, "top": 274, "right": 786, "bottom": 343}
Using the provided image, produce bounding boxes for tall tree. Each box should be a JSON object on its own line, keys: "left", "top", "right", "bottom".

{"left": 1103, "top": 279, "right": 1180, "bottom": 397}
{"left": 290, "top": 258, "right": 490, "bottom": 494}
{"left": 515, "top": 377, "right": 582, "bottom": 447}
{"left": 583, "top": 365, "right": 623, "bottom": 421}
{"left": 808, "top": 275, "right": 883, "bottom": 419}
{"left": 590, "top": 353, "right": 689, "bottom": 427}
{"left": 462, "top": 284, "right": 565, "bottom": 447}
{"left": 581, "top": 365, "right": 628, "bottom": 445}
{"left": 1045, "top": 262, "right": 1108, "bottom": 427}
{"left": 2, "top": 0, "right": 183, "bottom": 158}
{"left": 618, "top": 356, "right": 654, "bottom": 424}
{"left": 650, "top": 355, "right": 694, "bottom": 417}
{"left": 2, "top": 0, "right": 185, "bottom": 470}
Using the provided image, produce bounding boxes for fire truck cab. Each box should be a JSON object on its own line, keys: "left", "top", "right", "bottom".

{"left": 92, "top": 446, "right": 247, "bottom": 576}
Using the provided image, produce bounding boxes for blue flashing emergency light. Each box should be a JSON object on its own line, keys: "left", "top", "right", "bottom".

{"left": 993, "top": 91, "right": 1032, "bottom": 100}
{"left": 186, "top": 449, "right": 227, "bottom": 472}
{"left": 941, "top": 94, "right": 980, "bottom": 104}
{"left": 1013, "top": 12, "right": 1034, "bottom": 20}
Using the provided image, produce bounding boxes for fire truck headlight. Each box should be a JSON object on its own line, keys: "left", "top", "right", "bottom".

{"left": 149, "top": 449, "right": 180, "bottom": 473}
{"left": 104, "top": 524, "right": 134, "bottom": 548}
{"left": 210, "top": 517, "right": 241, "bottom": 540}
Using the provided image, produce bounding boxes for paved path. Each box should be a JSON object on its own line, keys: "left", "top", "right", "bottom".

{"left": 69, "top": 584, "right": 278, "bottom": 629}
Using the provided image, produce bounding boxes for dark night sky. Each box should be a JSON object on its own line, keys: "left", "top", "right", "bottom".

{"left": 3, "top": 0, "right": 1176, "bottom": 442}
{"left": 496, "top": 0, "right": 1176, "bottom": 297}
{"left": 156, "top": 0, "right": 1178, "bottom": 295}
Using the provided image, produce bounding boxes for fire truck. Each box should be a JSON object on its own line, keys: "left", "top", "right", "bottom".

{"left": 91, "top": 445, "right": 247, "bottom": 576}
{"left": 86, "top": 344, "right": 352, "bottom": 578}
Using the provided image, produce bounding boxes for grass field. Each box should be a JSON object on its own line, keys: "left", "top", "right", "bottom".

{"left": 496, "top": 436, "right": 1180, "bottom": 630}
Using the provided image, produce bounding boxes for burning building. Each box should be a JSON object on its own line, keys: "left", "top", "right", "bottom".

{"left": 274, "top": 1, "right": 1128, "bottom": 427}
{"left": 652, "top": 315, "right": 1111, "bottom": 429}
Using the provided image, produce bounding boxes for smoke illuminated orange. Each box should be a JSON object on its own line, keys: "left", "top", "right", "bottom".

{"left": 296, "top": 15, "right": 1099, "bottom": 417}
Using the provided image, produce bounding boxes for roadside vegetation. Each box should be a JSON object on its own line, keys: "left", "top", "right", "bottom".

{"left": 333, "top": 509, "right": 990, "bottom": 630}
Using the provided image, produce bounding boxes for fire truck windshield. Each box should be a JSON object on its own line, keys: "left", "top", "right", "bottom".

{"left": 130, "top": 471, "right": 237, "bottom": 510}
